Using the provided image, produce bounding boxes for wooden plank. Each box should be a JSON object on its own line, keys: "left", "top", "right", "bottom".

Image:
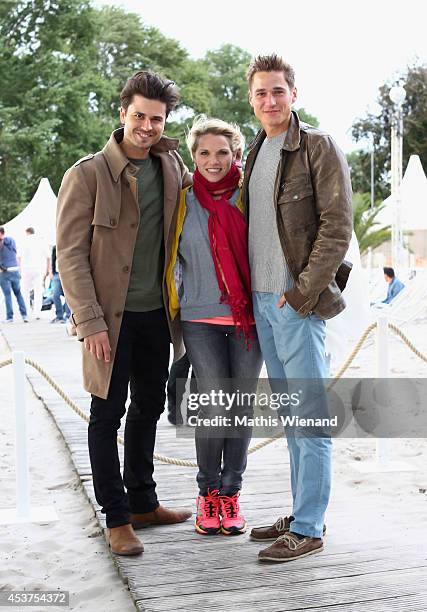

{"left": 132, "top": 574, "right": 427, "bottom": 612}
{"left": 3, "top": 319, "right": 427, "bottom": 612}
{"left": 135, "top": 593, "right": 427, "bottom": 612}
{"left": 118, "top": 553, "right": 427, "bottom": 595}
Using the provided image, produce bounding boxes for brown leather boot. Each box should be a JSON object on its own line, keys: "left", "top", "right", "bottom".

{"left": 130, "top": 505, "right": 192, "bottom": 529}
{"left": 107, "top": 524, "right": 144, "bottom": 556}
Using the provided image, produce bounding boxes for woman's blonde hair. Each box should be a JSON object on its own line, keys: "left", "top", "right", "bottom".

{"left": 186, "top": 115, "right": 245, "bottom": 159}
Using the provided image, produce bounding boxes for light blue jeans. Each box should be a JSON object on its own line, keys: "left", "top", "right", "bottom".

{"left": 0, "top": 270, "right": 27, "bottom": 321}
{"left": 253, "top": 291, "right": 331, "bottom": 538}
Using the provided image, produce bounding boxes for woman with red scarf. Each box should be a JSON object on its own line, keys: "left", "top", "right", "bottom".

{"left": 166, "top": 117, "right": 263, "bottom": 536}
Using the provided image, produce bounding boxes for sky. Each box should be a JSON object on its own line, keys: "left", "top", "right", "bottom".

{"left": 94, "top": 0, "right": 426, "bottom": 153}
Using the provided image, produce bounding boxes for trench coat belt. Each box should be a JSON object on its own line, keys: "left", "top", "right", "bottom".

{"left": 71, "top": 303, "right": 104, "bottom": 326}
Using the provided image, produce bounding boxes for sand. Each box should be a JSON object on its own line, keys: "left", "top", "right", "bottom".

{"left": 0, "top": 333, "right": 135, "bottom": 612}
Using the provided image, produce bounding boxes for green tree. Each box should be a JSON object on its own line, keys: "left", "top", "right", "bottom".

{"left": 0, "top": 0, "right": 193, "bottom": 220}
{"left": 347, "top": 150, "right": 373, "bottom": 195}
{"left": 0, "top": 0, "right": 103, "bottom": 219}
{"left": 349, "top": 62, "right": 427, "bottom": 201}
{"left": 0, "top": 3, "right": 321, "bottom": 221}
{"left": 297, "top": 108, "right": 319, "bottom": 128}
{"left": 352, "top": 192, "right": 391, "bottom": 255}
{"left": 203, "top": 44, "right": 257, "bottom": 142}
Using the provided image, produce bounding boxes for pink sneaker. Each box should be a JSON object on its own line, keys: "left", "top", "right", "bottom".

{"left": 220, "top": 492, "right": 247, "bottom": 535}
{"left": 195, "top": 489, "right": 221, "bottom": 535}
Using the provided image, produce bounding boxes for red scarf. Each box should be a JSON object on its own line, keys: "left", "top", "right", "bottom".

{"left": 192, "top": 162, "right": 254, "bottom": 347}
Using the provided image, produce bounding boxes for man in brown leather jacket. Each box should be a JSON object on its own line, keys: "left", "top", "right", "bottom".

{"left": 244, "top": 54, "right": 353, "bottom": 562}
{"left": 57, "top": 71, "right": 192, "bottom": 556}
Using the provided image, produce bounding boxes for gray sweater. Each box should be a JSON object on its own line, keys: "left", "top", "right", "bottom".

{"left": 248, "top": 131, "right": 294, "bottom": 295}
{"left": 178, "top": 188, "right": 239, "bottom": 321}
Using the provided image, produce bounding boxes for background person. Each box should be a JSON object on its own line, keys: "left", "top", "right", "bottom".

{"left": 0, "top": 226, "right": 28, "bottom": 323}
{"left": 382, "top": 266, "right": 405, "bottom": 304}
{"left": 166, "top": 353, "right": 197, "bottom": 425}
{"left": 166, "top": 116, "right": 263, "bottom": 537}
{"left": 50, "top": 245, "right": 71, "bottom": 323}
{"left": 20, "top": 227, "right": 50, "bottom": 319}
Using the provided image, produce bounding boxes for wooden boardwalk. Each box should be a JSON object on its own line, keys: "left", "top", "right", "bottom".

{"left": 2, "top": 319, "right": 427, "bottom": 612}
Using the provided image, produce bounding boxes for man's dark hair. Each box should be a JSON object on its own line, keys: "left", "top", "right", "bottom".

{"left": 383, "top": 266, "right": 395, "bottom": 278}
{"left": 246, "top": 54, "right": 296, "bottom": 89}
{"left": 120, "top": 71, "right": 180, "bottom": 117}
{"left": 0, "top": 227, "right": 4, "bottom": 235}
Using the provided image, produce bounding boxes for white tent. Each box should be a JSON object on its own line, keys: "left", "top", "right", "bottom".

{"left": 376, "top": 155, "right": 427, "bottom": 231}
{"left": 4, "top": 177, "right": 57, "bottom": 246}
{"left": 326, "top": 231, "right": 371, "bottom": 370}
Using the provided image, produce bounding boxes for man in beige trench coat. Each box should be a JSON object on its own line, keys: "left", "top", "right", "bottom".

{"left": 57, "top": 71, "right": 192, "bottom": 556}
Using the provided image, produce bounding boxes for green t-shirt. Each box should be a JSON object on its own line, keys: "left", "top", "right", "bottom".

{"left": 125, "top": 155, "right": 165, "bottom": 312}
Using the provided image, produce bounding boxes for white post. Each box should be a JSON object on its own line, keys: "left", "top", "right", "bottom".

{"left": 376, "top": 317, "right": 391, "bottom": 463}
{"left": 376, "top": 316, "right": 389, "bottom": 378}
{"left": 389, "top": 84, "right": 406, "bottom": 268}
{"left": 0, "top": 351, "right": 58, "bottom": 525}
{"left": 13, "top": 351, "right": 31, "bottom": 519}
{"left": 354, "top": 315, "right": 414, "bottom": 473}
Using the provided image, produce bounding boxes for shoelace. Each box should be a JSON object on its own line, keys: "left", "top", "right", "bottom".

{"left": 200, "top": 489, "right": 220, "bottom": 518}
{"left": 220, "top": 493, "right": 239, "bottom": 518}
{"left": 274, "top": 516, "right": 290, "bottom": 533}
{"left": 276, "top": 533, "right": 306, "bottom": 550}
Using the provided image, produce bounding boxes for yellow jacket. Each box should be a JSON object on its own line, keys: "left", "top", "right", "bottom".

{"left": 165, "top": 186, "right": 244, "bottom": 322}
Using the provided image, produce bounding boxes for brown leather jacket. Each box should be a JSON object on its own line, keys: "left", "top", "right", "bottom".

{"left": 242, "top": 111, "right": 353, "bottom": 319}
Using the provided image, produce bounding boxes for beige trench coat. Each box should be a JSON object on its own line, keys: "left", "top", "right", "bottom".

{"left": 56, "top": 128, "right": 192, "bottom": 399}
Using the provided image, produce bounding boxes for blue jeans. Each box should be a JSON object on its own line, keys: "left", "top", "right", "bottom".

{"left": 253, "top": 291, "right": 331, "bottom": 538}
{"left": 182, "top": 322, "right": 263, "bottom": 496}
{"left": 52, "top": 273, "right": 71, "bottom": 319}
{"left": 0, "top": 271, "right": 27, "bottom": 320}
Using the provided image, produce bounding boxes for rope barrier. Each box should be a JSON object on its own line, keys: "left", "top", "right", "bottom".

{"left": 1, "top": 320, "right": 426, "bottom": 468}
{"left": 0, "top": 355, "right": 198, "bottom": 467}
{"left": 328, "top": 322, "right": 377, "bottom": 384}
{"left": 389, "top": 323, "right": 427, "bottom": 364}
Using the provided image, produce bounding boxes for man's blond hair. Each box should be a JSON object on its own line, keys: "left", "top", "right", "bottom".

{"left": 246, "top": 54, "right": 295, "bottom": 89}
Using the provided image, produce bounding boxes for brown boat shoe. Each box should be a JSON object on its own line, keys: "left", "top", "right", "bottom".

{"left": 258, "top": 531, "right": 323, "bottom": 562}
{"left": 130, "top": 504, "right": 192, "bottom": 529}
{"left": 106, "top": 524, "right": 144, "bottom": 556}
{"left": 250, "top": 516, "right": 326, "bottom": 541}
{"left": 250, "top": 516, "right": 293, "bottom": 541}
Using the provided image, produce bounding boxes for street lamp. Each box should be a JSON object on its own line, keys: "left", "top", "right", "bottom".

{"left": 367, "top": 102, "right": 382, "bottom": 208}
{"left": 366, "top": 102, "right": 382, "bottom": 270}
{"left": 389, "top": 84, "right": 406, "bottom": 268}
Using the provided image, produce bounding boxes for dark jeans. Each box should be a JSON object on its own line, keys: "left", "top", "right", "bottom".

{"left": 167, "top": 353, "right": 197, "bottom": 424}
{"left": 182, "top": 322, "right": 263, "bottom": 496}
{"left": 52, "top": 273, "right": 71, "bottom": 319}
{"left": 89, "top": 309, "right": 170, "bottom": 528}
{"left": 0, "top": 270, "right": 27, "bottom": 320}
